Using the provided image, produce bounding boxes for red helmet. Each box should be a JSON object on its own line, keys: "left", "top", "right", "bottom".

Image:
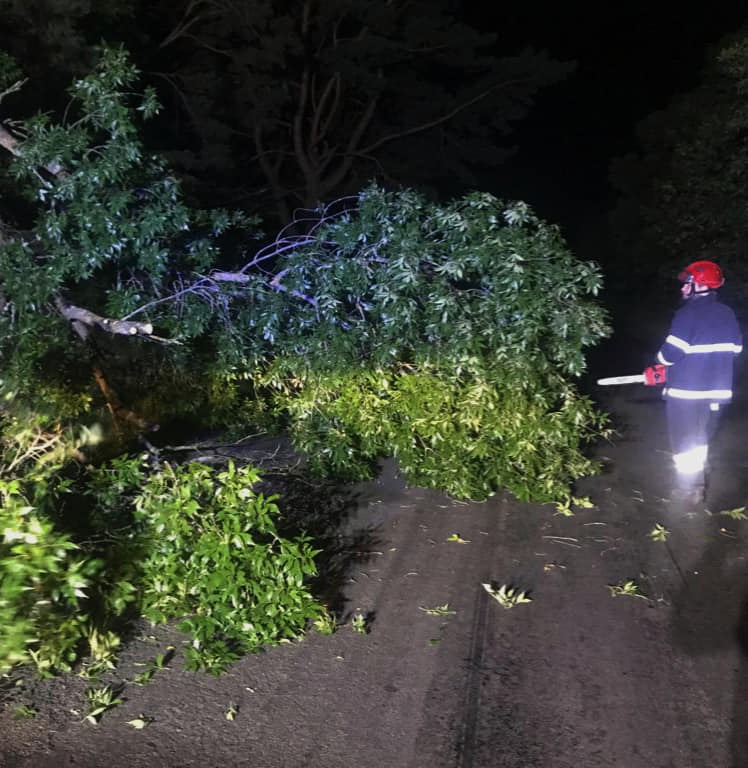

{"left": 678, "top": 260, "right": 724, "bottom": 289}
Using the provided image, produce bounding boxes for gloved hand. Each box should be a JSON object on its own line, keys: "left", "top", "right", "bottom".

{"left": 643, "top": 364, "right": 667, "bottom": 386}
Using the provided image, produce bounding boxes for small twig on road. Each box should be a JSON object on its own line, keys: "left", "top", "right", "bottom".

{"left": 541, "top": 536, "right": 578, "bottom": 541}
{"left": 541, "top": 536, "right": 582, "bottom": 549}
{"left": 600, "top": 543, "right": 620, "bottom": 557}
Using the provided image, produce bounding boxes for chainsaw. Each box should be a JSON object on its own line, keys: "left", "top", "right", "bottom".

{"left": 596, "top": 364, "right": 666, "bottom": 387}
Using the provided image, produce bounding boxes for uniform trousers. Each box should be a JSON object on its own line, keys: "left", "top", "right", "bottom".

{"left": 665, "top": 397, "right": 723, "bottom": 489}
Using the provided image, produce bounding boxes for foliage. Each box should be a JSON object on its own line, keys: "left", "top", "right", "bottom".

{"left": 0, "top": 55, "right": 611, "bottom": 681}
{"left": 482, "top": 583, "right": 532, "bottom": 609}
{"left": 84, "top": 684, "right": 123, "bottom": 724}
{"left": 419, "top": 603, "right": 456, "bottom": 617}
{"left": 78, "top": 455, "right": 325, "bottom": 674}
{"left": 237, "top": 187, "right": 610, "bottom": 504}
{"left": 0, "top": 412, "right": 104, "bottom": 676}
{"left": 0, "top": 33, "right": 610, "bottom": 682}
{"left": 267, "top": 360, "right": 606, "bottom": 504}
{"left": 0, "top": 407, "right": 94, "bottom": 493}
{"left": 608, "top": 581, "right": 647, "bottom": 599}
{"left": 0, "top": 412, "right": 131, "bottom": 677}
{"left": 1, "top": 45, "right": 608, "bottom": 509}
{"left": 236, "top": 188, "right": 609, "bottom": 374}
{"left": 0, "top": 2, "right": 577, "bottom": 225}
{"left": 719, "top": 506, "right": 748, "bottom": 521}
{"left": 0, "top": 477, "right": 101, "bottom": 675}
{"left": 0, "top": 45, "right": 259, "bottom": 417}
{"left": 351, "top": 612, "right": 368, "bottom": 635}
{"left": 12, "top": 705, "right": 37, "bottom": 720}
{"left": 0, "top": 434, "right": 324, "bottom": 676}
{"left": 130, "top": 460, "right": 323, "bottom": 673}
{"left": 0, "top": 2, "right": 575, "bottom": 223}
{"left": 130, "top": 646, "right": 175, "bottom": 686}
{"left": 0, "top": 49, "right": 22, "bottom": 93}
{"left": 311, "top": 609, "right": 337, "bottom": 636}
{"left": 0, "top": 0, "right": 133, "bottom": 82}
{"left": 649, "top": 524, "right": 670, "bottom": 542}
{"left": 608, "top": 25, "right": 748, "bottom": 298}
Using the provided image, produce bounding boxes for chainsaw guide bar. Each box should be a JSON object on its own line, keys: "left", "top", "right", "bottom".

{"left": 596, "top": 374, "right": 647, "bottom": 386}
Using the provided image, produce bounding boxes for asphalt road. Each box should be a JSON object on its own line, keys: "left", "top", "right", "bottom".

{"left": 2, "top": 384, "right": 748, "bottom": 767}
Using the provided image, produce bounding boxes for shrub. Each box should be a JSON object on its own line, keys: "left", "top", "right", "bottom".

{"left": 129, "top": 460, "right": 323, "bottom": 673}
{"left": 0, "top": 479, "right": 101, "bottom": 676}
{"left": 0, "top": 448, "right": 324, "bottom": 676}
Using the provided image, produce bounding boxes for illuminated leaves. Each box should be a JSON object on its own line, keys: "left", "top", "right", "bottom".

{"left": 482, "top": 583, "right": 532, "bottom": 609}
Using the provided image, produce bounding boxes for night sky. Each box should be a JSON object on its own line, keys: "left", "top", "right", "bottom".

{"left": 465, "top": 3, "right": 748, "bottom": 244}
{"left": 2, "top": 3, "right": 746, "bottom": 252}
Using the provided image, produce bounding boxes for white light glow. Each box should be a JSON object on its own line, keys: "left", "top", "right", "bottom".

{"left": 673, "top": 444, "right": 708, "bottom": 475}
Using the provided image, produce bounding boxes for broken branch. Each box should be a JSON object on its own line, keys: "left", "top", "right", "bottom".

{"left": 0, "top": 123, "right": 67, "bottom": 177}
{"left": 55, "top": 296, "right": 156, "bottom": 337}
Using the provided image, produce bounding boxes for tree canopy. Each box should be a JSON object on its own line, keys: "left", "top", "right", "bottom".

{"left": 0, "top": 46, "right": 258, "bottom": 422}
{"left": 0, "top": 0, "right": 574, "bottom": 224}
{"left": 608, "top": 25, "right": 748, "bottom": 299}
{"left": 150, "top": 0, "right": 573, "bottom": 221}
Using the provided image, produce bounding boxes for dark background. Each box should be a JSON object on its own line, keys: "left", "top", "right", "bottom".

{"left": 464, "top": 3, "right": 748, "bottom": 246}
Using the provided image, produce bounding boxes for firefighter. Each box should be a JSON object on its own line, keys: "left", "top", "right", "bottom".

{"left": 648, "top": 260, "right": 742, "bottom": 504}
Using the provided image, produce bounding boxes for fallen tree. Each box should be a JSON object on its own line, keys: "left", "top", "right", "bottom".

{"left": 0, "top": 46, "right": 610, "bottom": 504}
{"left": 0, "top": 45, "right": 612, "bottom": 678}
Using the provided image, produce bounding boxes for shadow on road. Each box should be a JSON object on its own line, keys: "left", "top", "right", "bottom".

{"left": 733, "top": 592, "right": 748, "bottom": 767}
{"left": 669, "top": 524, "right": 748, "bottom": 767}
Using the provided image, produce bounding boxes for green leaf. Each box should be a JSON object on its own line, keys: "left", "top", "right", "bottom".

{"left": 720, "top": 507, "right": 747, "bottom": 521}
{"left": 128, "top": 716, "right": 153, "bottom": 729}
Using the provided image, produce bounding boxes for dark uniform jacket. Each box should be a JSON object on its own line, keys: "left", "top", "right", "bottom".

{"left": 657, "top": 292, "right": 742, "bottom": 403}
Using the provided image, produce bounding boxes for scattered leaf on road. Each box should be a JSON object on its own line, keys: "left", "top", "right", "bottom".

{"left": 127, "top": 716, "right": 153, "bottom": 729}
{"left": 720, "top": 507, "right": 747, "bottom": 520}
{"left": 482, "top": 583, "right": 532, "bottom": 609}
{"left": 419, "top": 603, "right": 456, "bottom": 616}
